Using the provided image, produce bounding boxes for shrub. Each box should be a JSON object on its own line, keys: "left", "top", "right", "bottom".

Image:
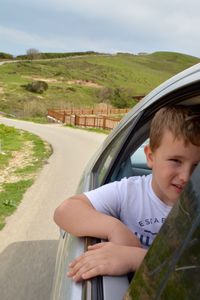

{"left": 110, "top": 87, "right": 137, "bottom": 108}
{"left": 0, "top": 52, "right": 13, "bottom": 59}
{"left": 24, "top": 81, "right": 48, "bottom": 94}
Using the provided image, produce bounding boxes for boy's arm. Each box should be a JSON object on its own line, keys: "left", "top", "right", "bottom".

{"left": 54, "top": 194, "right": 141, "bottom": 247}
{"left": 67, "top": 242, "right": 147, "bottom": 282}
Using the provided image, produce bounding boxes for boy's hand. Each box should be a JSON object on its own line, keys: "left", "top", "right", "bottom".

{"left": 67, "top": 242, "right": 147, "bottom": 282}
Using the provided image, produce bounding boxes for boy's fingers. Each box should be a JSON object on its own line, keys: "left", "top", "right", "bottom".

{"left": 68, "top": 251, "right": 87, "bottom": 267}
{"left": 68, "top": 258, "right": 99, "bottom": 282}
{"left": 69, "top": 244, "right": 104, "bottom": 269}
{"left": 67, "top": 243, "right": 112, "bottom": 281}
{"left": 68, "top": 251, "right": 97, "bottom": 276}
{"left": 82, "top": 265, "right": 105, "bottom": 280}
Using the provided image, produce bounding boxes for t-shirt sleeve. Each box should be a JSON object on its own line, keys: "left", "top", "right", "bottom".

{"left": 84, "top": 178, "right": 128, "bottom": 218}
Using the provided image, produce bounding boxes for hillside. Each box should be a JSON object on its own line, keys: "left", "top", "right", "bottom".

{"left": 0, "top": 51, "right": 199, "bottom": 120}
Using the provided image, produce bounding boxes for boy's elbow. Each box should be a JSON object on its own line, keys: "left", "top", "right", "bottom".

{"left": 53, "top": 200, "right": 70, "bottom": 228}
{"left": 53, "top": 205, "right": 63, "bottom": 227}
{"left": 53, "top": 194, "right": 91, "bottom": 231}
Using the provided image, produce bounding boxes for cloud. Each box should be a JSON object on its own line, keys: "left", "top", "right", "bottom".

{"left": 0, "top": 25, "right": 120, "bottom": 55}
{"left": 0, "top": 26, "right": 53, "bottom": 49}
{"left": 1, "top": 0, "right": 200, "bottom": 57}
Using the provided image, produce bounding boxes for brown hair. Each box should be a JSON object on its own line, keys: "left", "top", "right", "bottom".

{"left": 149, "top": 106, "right": 200, "bottom": 151}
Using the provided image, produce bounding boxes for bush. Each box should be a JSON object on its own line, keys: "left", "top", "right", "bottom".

{"left": 0, "top": 52, "right": 13, "bottom": 59}
{"left": 97, "top": 87, "right": 113, "bottom": 103}
{"left": 110, "top": 87, "right": 137, "bottom": 108}
{"left": 24, "top": 81, "right": 48, "bottom": 94}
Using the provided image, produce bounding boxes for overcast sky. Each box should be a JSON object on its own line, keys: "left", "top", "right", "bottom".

{"left": 1, "top": 0, "right": 200, "bottom": 57}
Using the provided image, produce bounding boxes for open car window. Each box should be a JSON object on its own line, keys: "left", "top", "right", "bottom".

{"left": 92, "top": 112, "right": 144, "bottom": 188}
{"left": 109, "top": 133, "right": 151, "bottom": 183}
{"left": 113, "top": 139, "right": 151, "bottom": 181}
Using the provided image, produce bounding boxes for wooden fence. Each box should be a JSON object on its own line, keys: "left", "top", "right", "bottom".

{"left": 65, "top": 114, "right": 121, "bottom": 130}
{"left": 48, "top": 107, "right": 130, "bottom": 116}
{"left": 47, "top": 109, "right": 125, "bottom": 130}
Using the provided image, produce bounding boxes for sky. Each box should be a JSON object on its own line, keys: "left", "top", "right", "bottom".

{"left": 0, "top": 0, "right": 200, "bottom": 58}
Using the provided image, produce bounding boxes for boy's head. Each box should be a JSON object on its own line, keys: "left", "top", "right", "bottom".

{"left": 149, "top": 105, "right": 200, "bottom": 151}
{"left": 145, "top": 106, "right": 200, "bottom": 206}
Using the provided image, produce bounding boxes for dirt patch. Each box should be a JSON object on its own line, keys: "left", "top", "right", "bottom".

{"left": 0, "top": 87, "right": 4, "bottom": 94}
{"left": 0, "top": 141, "right": 35, "bottom": 191}
{"left": 66, "top": 79, "right": 103, "bottom": 88}
{"left": 22, "top": 76, "right": 103, "bottom": 88}
{"left": 22, "top": 76, "right": 59, "bottom": 83}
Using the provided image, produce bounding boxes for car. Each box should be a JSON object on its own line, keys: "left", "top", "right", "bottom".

{"left": 51, "top": 63, "right": 200, "bottom": 300}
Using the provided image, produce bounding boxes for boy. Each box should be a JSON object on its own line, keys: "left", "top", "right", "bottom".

{"left": 54, "top": 106, "right": 200, "bottom": 282}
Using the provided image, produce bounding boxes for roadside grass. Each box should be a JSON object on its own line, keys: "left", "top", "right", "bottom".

{"left": 0, "top": 180, "right": 33, "bottom": 230}
{"left": 0, "top": 124, "right": 52, "bottom": 229}
{"left": 65, "top": 124, "right": 110, "bottom": 135}
{"left": 20, "top": 116, "right": 49, "bottom": 123}
{"left": 0, "top": 124, "right": 23, "bottom": 168}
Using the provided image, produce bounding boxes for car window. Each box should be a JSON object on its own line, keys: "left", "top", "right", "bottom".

{"left": 125, "top": 163, "right": 200, "bottom": 299}
{"left": 92, "top": 113, "right": 143, "bottom": 188}
{"left": 130, "top": 139, "right": 149, "bottom": 165}
{"left": 110, "top": 137, "right": 151, "bottom": 182}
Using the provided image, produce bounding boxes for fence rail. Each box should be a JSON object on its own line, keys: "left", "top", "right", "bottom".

{"left": 47, "top": 109, "right": 125, "bottom": 130}
{"left": 49, "top": 107, "right": 130, "bottom": 115}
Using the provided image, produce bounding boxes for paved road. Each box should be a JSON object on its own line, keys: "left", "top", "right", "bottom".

{"left": 0, "top": 117, "right": 106, "bottom": 300}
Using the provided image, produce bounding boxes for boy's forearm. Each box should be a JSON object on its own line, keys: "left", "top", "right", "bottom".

{"left": 54, "top": 194, "right": 120, "bottom": 240}
{"left": 130, "top": 247, "right": 147, "bottom": 271}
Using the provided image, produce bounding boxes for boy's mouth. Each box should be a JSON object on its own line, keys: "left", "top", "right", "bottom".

{"left": 172, "top": 183, "right": 184, "bottom": 193}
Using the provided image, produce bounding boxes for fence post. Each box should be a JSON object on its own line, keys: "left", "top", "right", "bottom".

{"left": 103, "top": 116, "right": 106, "bottom": 129}
{"left": 62, "top": 111, "right": 66, "bottom": 123}
{"left": 74, "top": 114, "right": 78, "bottom": 126}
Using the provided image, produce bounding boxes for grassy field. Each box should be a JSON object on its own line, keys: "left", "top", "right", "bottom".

{"left": 0, "top": 124, "right": 52, "bottom": 229}
{"left": 0, "top": 51, "right": 199, "bottom": 120}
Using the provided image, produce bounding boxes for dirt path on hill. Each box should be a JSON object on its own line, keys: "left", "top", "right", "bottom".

{"left": 0, "top": 117, "right": 106, "bottom": 300}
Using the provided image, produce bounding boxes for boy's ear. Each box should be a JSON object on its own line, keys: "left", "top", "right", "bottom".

{"left": 144, "top": 145, "right": 154, "bottom": 169}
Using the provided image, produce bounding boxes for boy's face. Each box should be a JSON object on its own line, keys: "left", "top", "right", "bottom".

{"left": 145, "top": 130, "right": 200, "bottom": 206}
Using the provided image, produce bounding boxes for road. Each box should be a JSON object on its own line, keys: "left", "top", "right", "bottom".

{"left": 0, "top": 117, "right": 106, "bottom": 300}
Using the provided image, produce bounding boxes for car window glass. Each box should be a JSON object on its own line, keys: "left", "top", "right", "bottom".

{"left": 92, "top": 116, "right": 141, "bottom": 187}
{"left": 130, "top": 139, "right": 149, "bottom": 166}
{"left": 125, "top": 164, "right": 200, "bottom": 299}
{"left": 93, "top": 124, "right": 132, "bottom": 187}
{"left": 110, "top": 138, "right": 151, "bottom": 182}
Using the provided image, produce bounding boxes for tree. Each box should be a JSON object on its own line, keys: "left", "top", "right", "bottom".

{"left": 26, "top": 48, "right": 40, "bottom": 60}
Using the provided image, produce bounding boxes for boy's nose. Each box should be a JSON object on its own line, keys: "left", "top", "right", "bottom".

{"left": 179, "top": 166, "right": 193, "bottom": 183}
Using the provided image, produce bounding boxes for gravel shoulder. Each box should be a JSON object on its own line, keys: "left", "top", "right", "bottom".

{"left": 0, "top": 117, "right": 106, "bottom": 300}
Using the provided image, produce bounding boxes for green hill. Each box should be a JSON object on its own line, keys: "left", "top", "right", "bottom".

{"left": 0, "top": 51, "right": 199, "bottom": 120}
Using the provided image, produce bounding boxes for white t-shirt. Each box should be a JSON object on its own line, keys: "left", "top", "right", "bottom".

{"left": 84, "top": 174, "right": 172, "bottom": 248}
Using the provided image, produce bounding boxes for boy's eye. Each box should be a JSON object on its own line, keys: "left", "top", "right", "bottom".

{"left": 169, "top": 158, "right": 181, "bottom": 164}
